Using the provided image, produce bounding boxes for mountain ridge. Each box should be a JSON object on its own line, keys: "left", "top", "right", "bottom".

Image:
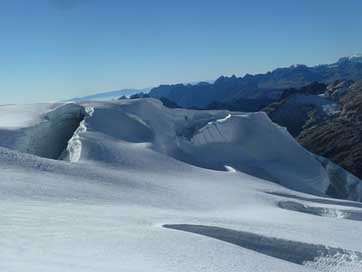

{"left": 148, "top": 55, "right": 362, "bottom": 108}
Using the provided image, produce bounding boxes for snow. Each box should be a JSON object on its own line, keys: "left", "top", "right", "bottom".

{"left": 0, "top": 98, "right": 362, "bottom": 272}
{"left": 0, "top": 103, "right": 86, "bottom": 159}
{"left": 347, "top": 54, "right": 362, "bottom": 63}
{"left": 187, "top": 111, "right": 331, "bottom": 195}
{"left": 322, "top": 103, "right": 341, "bottom": 116}
{"left": 292, "top": 93, "right": 339, "bottom": 115}
{"left": 337, "top": 54, "right": 362, "bottom": 64}
{"left": 0, "top": 103, "right": 58, "bottom": 129}
{"left": 316, "top": 156, "right": 362, "bottom": 202}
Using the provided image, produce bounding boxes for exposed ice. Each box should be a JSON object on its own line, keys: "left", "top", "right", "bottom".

{"left": 61, "top": 106, "right": 94, "bottom": 162}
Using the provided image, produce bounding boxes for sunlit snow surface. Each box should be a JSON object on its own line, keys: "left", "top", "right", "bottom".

{"left": 0, "top": 99, "right": 362, "bottom": 272}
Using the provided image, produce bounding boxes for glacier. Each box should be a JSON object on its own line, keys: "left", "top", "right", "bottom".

{"left": 0, "top": 98, "right": 362, "bottom": 272}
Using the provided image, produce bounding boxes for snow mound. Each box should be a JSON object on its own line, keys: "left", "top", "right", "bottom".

{"left": 179, "top": 111, "right": 331, "bottom": 196}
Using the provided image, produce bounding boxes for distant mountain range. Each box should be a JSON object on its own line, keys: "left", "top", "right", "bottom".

{"left": 148, "top": 55, "right": 362, "bottom": 109}
{"left": 67, "top": 88, "right": 151, "bottom": 102}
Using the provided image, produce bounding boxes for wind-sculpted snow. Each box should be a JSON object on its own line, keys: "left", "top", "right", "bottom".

{"left": 0, "top": 103, "right": 86, "bottom": 160}
{"left": 164, "top": 224, "right": 362, "bottom": 272}
{"left": 85, "top": 104, "right": 154, "bottom": 143}
{"left": 181, "top": 112, "right": 331, "bottom": 196}
{"left": 1, "top": 98, "right": 362, "bottom": 271}
{"left": 1, "top": 99, "right": 361, "bottom": 200}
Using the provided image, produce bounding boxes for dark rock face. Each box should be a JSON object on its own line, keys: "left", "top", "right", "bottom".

{"left": 158, "top": 97, "right": 181, "bottom": 108}
{"left": 263, "top": 82, "right": 331, "bottom": 136}
{"left": 324, "top": 80, "right": 355, "bottom": 101}
{"left": 260, "top": 79, "right": 362, "bottom": 181}
{"left": 298, "top": 81, "right": 362, "bottom": 179}
{"left": 129, "top": 92, "right": 150, "bottom": 99}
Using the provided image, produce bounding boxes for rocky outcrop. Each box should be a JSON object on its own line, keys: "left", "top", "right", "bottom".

{"left": 263, "top": 82, "right": 336, "bottom": 136}
{"left": 298, "top": 81, "right": 362, "bottom": 179}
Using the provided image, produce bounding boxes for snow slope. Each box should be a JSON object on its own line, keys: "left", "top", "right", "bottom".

{"left": 0, "top": 98, "right": 362, "bottom": 272}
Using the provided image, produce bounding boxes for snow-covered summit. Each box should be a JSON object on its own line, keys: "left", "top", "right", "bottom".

{"left": 348, "top": 53, "right": 362, "bottom": 60}
{"left": 337, "top": 54, "right": 362, "bottom": 64}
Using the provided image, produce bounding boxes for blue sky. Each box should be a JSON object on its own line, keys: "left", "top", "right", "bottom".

{"left": 1, "top": 0, "right": 362, "bottom": 103}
